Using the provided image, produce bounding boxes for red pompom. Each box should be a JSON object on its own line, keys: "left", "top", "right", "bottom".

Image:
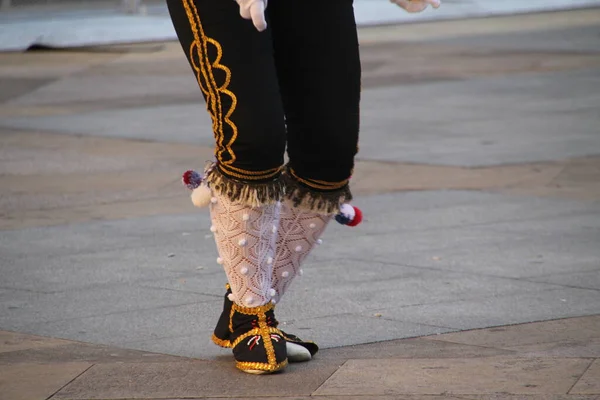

{"left": 347, "top": 206, "right": 362, "bottom": 227}
{"left": 182, "top": 170, "right": 202, "bottom": 190}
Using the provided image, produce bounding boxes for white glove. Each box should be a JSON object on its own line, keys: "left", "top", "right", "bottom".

{"left": 236, "top": 0, "right": 268, "bottom": 32}
{"left": 391, "top": 0, "right": 441, "bottom": 13}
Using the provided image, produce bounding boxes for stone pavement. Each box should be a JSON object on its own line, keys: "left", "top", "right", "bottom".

{"left": 1, "top": 8, "right": 600, "bottom": 400}
{"left": 1, "top": 315, "right": 599, "bottom": 399}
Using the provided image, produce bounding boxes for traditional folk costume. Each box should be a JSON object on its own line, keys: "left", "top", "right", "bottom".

{"left": 168, "top": 0, "right": 440, "bottom": 374}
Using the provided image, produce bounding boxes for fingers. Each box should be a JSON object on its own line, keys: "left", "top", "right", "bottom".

{"left": 391, "top": 0, "right": 440, "bottom": 12}
{"left": 390, "top": 0, "right": 428, "bottom": 13}
{"left": 250, "top": 1, "right": 267, "bottom": 31}
{"left": 425, "top": 0, "right": 441, "bottom": 8}
{"left": 391, "top": 0, "right": 410, "bottom": 9}
{"left": 237, "top": 0, "right": 267, "bottom": 32}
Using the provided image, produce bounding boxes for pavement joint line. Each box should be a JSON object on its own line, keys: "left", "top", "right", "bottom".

{"left": 312, "top": 359, "right": 351, "bottom": 397}
{"left": 567, "top": 358, "right": 597, "bottom": 395}
{"left": 422, "top": 337, "right": 523, "bottom": 353}
{"left": 338, "top": 257, "right": 575, "bottom": 286}
{"left": 45, "top": 363, "right": 96, "bottom": 400}
{"left": 519, "top": 279, "right": 600, "bottom": 293}
{"left": 363, "top": 286, "right": 592, "bottom": 314}
{"left": 373, "top": 315, "right": 457, "bottom": 331}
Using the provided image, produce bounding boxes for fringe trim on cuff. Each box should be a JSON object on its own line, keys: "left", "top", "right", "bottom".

{"left": 205, "top": 164, "right": 284, "bottom": 207}
{"left": 282, "top": 172, "right": 353, "bottom": 215}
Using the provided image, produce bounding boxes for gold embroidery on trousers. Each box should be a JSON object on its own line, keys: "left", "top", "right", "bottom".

{"left": 181, "top": 0, "right": 279, "bottom": 178}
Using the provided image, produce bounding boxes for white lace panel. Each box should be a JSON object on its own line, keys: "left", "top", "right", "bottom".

{"left": 271, "top": 200, "right": 332, "bottom": 303}
{"left": 209, "top": 195, "right": 280, "bottom": 307}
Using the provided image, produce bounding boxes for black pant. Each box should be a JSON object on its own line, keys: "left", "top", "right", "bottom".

{"left": 167, "top": 0, "right": 361, "bottom": 196}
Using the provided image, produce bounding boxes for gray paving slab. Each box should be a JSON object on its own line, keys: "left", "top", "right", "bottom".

{"left": 436, "top": 25, "right": 600, "bottom": 53}
{"left": 319, "top": 336, "right": 514, "bottom": 360}
{"left": 324, "top": 226, "right": 600, "bottom": 279}
{"left": 0, "top": 284, "right": 216, "bottom": 328}
{"left": 277, "top": 313, "right": 453, "bottom": 350}
{"left": 276, "top": 260, "right": 563, "bottom": 320}
{"left": 13, "top": 300, "right": 223, "bottom": 350}
{"left": 331, "top": 190, "right": 600, "bottom": 238}
{"left": 531, "top": 270, "right": 600, "bottom": 290}
{"left": 366, "top": 286, "right": 600, "bottom": 331}
{"left": 1, "top": 190, "right": 599, "bottom": 358}
{"left": 0, "top": 341, "right": 182, "bottom": 365}
{"left": 0, "top": 103, "right": 215, "bottom": 148}
{"left": 320, "top": 192, "right": 600, "bottom": 279}
{"left": 5, "top": 75, "right": 198, "bottom": 107}
{"left": 2, "top": 70, "right": 599, "bottom": 167}
{"left": 120, "top": 329, "right": 231, "bottom": 360}
{"left": 357, "top": 70, "right": 600, "bottom": 166}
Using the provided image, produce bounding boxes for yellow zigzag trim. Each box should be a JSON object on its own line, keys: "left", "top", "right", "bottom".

{"left": 183, "top": 0, "right": 277, "bottom": 178}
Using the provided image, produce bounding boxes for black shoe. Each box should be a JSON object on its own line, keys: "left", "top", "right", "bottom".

{"left": 230, "top": 301, "right": 287, "bottom": 374}
{"left": 211, "top": 284, "right": 234, "bottom": 348}
{"left": 212, "top": 285, "right": 319, "bottom": 361}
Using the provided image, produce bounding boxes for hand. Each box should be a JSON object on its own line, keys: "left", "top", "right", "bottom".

{"left": 236, "top": 0, "right": 268, "bottom": 32}
{"left": 391, "top": 0, "right": 441, "bottom": 13}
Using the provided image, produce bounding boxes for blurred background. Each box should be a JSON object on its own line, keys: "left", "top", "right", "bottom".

{"left": 1, "top": 0, "right": 599, "bottom": 50}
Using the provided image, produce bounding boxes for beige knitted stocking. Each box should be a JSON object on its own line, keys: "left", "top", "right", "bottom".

{"left": 270, "top": 200, "right": 332, "bottom": 303}
{"left": 209, "top": 194, "right": 280, "bottom": 307}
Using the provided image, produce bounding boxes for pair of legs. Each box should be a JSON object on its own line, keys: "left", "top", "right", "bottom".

{"left": 167, "top": 0, "right": 361, "bottom": 373}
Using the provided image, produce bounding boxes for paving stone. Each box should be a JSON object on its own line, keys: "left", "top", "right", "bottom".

{"left": 531, "top": 270, "right": 600, "bottom": 291}
{"left": 314, "top": 357, "right": 591, "bottom": 396}
{"left": 0, "top": 342, "right": 182, "bottom": 365}
{"left": 16, "top": 300, "right": 223, "bottom": 351}
{"left": 0, "top": 103, "right": 214, "bottom": 146}
{"left": 357, "top": 70, "right": 600, "bottom": 166}
{"left": 0, "top": 77, "right": 55, "bottom": 103}
{"left": 53, "top": 360, "right": 341, "bottom": 399}
{"left": 367, "top": 288, "right": 600, "bottom": 331}
{"left": 319, "top": 336, "right": 513, "bottom": 360}
{"left": 120, "top": 329, "right": 233, "bottom": 360}
{"left": 7, "top": 75, "right": 198, "bottom": 107}
{"left": 427, "top": 316, "right": 600, "bottom": 350}
{"left": 0, "top": 284, "right": 217, "bottom": 329}
{"left": 276, "top": 313, "right": 453, "bottom": 350}
{"left": 278, "top": 261, "right": 560, "bottom": 320}
{"left": 0, "top": 362, "right": 91, "bottom": 400}
{"left": 0, "top": 330, "right": 71, "bottom": 354}
{"left": 570, "top": 360, "right": 600, "bottom": 395}
{"left": 515, "top": 338, "right": 600, "bottom": 358}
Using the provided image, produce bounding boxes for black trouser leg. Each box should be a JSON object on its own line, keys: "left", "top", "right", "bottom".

{"left": 166, "top": 0, "right": 286, "bottom": 201}
{"left": 269, "top": 0, "right": 361, "bottom": 212}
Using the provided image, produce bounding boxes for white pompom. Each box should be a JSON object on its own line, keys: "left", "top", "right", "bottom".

{"left": 191, "top": 184, "right": 212, "bottom": 208}
{"left": 339, "top": 203, "right": 356, "bottom": 220}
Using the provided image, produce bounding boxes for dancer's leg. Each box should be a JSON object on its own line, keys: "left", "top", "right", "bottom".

{"left": 269, "top": 0, "right": 361, "bottom": 213}
{"left": 267, "top": 0, "right": 361, "bottom": 298}
{"left": 264, "top": 0, "right": 361, "bottom": 359}
{"left": 166, "top": 0, "right": 287, "bottom": 373}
